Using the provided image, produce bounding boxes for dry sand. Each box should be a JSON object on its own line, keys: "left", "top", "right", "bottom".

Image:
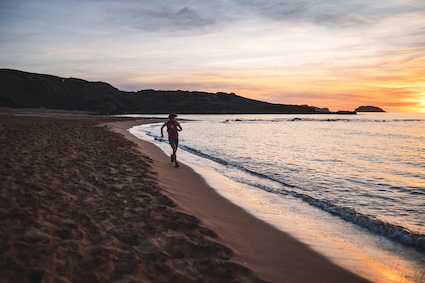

{"left": 0, "top": 109, "right": 371, "bottom": 282}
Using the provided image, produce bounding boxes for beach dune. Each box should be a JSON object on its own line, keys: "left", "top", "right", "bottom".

{"left": 0, "top": 109, "right": 371, "bottom": 282}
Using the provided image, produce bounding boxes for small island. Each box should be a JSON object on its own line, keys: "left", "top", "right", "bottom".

{"left": 355, "top": 106, "right": 385, "bottom": 112}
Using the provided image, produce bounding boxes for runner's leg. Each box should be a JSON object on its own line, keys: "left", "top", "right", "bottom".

{"left": 173, "top": 142, "right": 180, "bottom": 167}
{"left": 169, "top": 138, "right": 179, "bottom": 167}
{"left": 171, "top": 144, "right": 177, "bottom": 164}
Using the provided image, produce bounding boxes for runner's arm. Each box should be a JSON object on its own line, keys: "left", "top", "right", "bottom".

{"left": 160, "top": 123, "right": 166, "bottom": 137}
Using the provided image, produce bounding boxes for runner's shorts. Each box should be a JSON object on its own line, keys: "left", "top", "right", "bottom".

{"left": 169, "top": 138, "right": 179, "bottom": 145}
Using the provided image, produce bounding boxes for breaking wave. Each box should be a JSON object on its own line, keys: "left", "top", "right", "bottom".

{"left": 180, "top": 144, "right": 425, "bottom": 253}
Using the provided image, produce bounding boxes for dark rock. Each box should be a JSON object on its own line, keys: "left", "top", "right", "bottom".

{"left": 335, "top": 110, "right": 357, "bottom": 114}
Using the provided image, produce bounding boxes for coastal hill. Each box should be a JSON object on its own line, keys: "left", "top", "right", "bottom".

{"left": 1, "top": 69, "right": 355, "bottom": 115}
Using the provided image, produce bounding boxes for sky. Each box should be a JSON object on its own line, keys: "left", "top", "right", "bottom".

{"left": 1, "top": 0, "right": 425, "bottom": 113}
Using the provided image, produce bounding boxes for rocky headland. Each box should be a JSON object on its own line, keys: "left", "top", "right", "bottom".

{"left": 0, "top": 69, "right": 382, "bottom": 115}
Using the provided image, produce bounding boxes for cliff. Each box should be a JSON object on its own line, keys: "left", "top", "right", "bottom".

{"left": 0, "top": 69, "right": 326, "bottom": 115}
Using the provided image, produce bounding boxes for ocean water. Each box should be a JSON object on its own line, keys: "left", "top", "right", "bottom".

{"left": 129, "top": 113, "right": 425, "bottom": 283}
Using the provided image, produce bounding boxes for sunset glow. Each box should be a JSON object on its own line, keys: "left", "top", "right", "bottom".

{"left": 420, "top": 94, "right": 425, "bottom": 113}
{"left": 1, "top": 0, "right": 424, "bottom": 112}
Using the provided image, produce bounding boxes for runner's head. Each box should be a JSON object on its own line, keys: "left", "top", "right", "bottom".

{"left": 168, "top": 113, "right": 177, "bottom": 120}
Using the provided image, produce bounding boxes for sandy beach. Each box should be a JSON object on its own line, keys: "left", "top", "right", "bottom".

{"left": 0, "top": 108, "right": 371, "bottom": 283}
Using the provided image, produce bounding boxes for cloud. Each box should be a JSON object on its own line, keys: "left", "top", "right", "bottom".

{"left": 232, "top": 0, "right": 425, "bottom": 28}
{"left": 102, "top": 0, "right": 238, "bottom": 35}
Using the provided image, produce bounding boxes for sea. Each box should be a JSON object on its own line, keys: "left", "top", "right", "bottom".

{"left": 127, "top": 113, "right": 425, "bottom": 283}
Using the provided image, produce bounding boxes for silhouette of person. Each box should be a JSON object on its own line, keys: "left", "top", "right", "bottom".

{"left": 161, "top": 113, "right": 182, "bottom": 168}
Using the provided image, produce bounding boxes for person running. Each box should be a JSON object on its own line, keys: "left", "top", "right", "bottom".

{"left": 161, "top": 113, "right": 183, "bottom": 168}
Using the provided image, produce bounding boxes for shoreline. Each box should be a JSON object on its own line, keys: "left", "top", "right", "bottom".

{"left": 109, "top": 119, "right": 372, "bottom": 283}
{"left": 0, "top": 108, "right": 371, "bottom": 282}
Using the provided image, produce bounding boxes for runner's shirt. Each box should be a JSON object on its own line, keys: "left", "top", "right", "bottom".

{"left": 164, "top": 120, "right": 180, "bottom": 139}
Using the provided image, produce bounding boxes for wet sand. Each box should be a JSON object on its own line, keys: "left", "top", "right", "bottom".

{"left": 0, "top": 108, "right": 371, "bottom": 282}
